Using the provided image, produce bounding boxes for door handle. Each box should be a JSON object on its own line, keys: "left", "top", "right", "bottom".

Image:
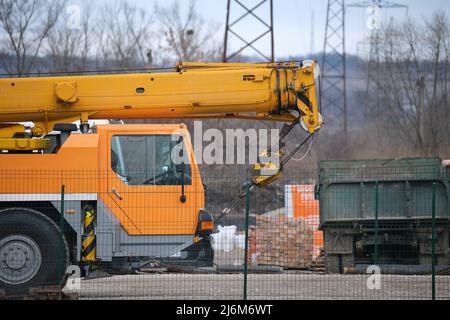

{"left": 111, "top": 187, "right": 123, "bottom": 200}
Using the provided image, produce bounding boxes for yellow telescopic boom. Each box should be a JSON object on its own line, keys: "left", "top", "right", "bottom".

{"left": 0, "top": 61, "right": 322, "bottom": 138}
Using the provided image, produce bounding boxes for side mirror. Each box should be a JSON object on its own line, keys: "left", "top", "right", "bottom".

{"left": 177, "top": 162, "right": 187, "bottom": 203}
{"left": 175, "top": 135, "right": 187, "bottom": 203}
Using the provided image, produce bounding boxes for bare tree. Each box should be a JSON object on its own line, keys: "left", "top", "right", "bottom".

{"left": 45, "top": 2, "right": 93, "bottom": 72}
{"left": 155, "top": 0, "right": 222, "bottom": 65}
{"left": 95, "top": 1, "right": 154, "bottom": 70}
{"left": 424, "top": 12, "right": 450, "bottom": 152}
{"left": 362, "top": 11, "right": 450, "bottom": 156}
{"left": 0, "top": 0, "right": 66, "bottom": 76}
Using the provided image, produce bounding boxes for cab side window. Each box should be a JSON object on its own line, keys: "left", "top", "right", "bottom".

{"left": 111, "top": 135, "right": 191, "bottom": 186}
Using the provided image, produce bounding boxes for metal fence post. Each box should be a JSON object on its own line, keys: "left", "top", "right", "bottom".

{"left": 59, "top": 184, "right": 65, "bottom": 286}
{"left": 374, "top": 181, "right": 379, "bottom": 266}
{"left": 243, "top": 183, "right": 251, "bottom": 301}
{"left": 432, "top": 182, "right": 436, "bottom": 301}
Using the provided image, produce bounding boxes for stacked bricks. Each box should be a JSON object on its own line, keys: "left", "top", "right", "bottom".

{"left": 253, "top": 214, "right": 314, "bottom": 269}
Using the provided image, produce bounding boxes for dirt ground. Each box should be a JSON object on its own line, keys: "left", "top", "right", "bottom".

{"left": 65, "top": 273, "right": 450, "bottom": 300}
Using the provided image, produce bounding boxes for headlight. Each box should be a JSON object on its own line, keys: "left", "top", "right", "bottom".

{"left": 197, "top": 210, "right": 214, "bottom": 235}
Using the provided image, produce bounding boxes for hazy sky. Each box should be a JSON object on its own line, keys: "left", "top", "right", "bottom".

{"left": 82, "top": 0, "right": 449, "bottom": 58}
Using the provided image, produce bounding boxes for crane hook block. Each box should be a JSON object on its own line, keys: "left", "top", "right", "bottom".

{"left": 55, "top": 81, "right": 78, "bottom": 104}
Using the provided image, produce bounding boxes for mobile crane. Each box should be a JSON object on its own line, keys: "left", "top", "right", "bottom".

{"left": 0, "top": 61, "right": 322, "bottom": 295}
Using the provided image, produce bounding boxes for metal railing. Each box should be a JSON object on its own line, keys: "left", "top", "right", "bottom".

{"left": 0, "top": 167, "right": 448, "bottom": 300}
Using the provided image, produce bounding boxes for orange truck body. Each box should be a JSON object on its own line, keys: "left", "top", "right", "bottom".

{"left": 0, "top": 124, "right": 204, "bottom": 235}
{"left": 0, "top": 124, "right": 206, "bottom": 265}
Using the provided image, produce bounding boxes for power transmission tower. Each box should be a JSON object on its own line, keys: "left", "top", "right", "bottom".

{"left": 348, "top": 1, "right": 408, "bottom": 115}
{"left": 321, "top": 0, "right": 348, "bottom": 138}
{"left": 223, "top": 0, "right": 275, "bottom": 62}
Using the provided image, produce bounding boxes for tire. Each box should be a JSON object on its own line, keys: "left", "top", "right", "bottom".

{"left": 0, "top": 208, "right": 69, "bottom": 296}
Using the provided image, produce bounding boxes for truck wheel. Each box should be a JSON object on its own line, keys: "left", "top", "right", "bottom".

{"left": 0, "top": 208, "right": 69, "bottom": 296}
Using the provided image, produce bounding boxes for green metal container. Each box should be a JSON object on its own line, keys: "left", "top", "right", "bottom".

{"left": 317, "top": 158, "right": 450, "bottom": 225}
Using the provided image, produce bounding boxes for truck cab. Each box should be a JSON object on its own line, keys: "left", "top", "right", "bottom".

{"left": 0, "top": 124, "right": 214, "bottom": 295}
{"left": 94, "top": 124, "right": 213, "bottom": 265}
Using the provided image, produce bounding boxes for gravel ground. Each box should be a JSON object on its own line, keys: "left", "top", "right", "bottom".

{"left": 65, "top": 273, "right": 450, "bottom": 300}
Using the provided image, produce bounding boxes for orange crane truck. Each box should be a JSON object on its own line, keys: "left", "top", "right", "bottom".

{"left": 0, "top": 61, "right": 322, "bottom": 295}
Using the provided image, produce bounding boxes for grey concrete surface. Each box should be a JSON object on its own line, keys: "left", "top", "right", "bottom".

{"left": 64, "top": 273, "right": 450, "bottom": 300}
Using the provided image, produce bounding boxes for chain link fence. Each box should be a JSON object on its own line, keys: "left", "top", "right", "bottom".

{"left": 0, "top": 161, "right": 449, "bottom": 300}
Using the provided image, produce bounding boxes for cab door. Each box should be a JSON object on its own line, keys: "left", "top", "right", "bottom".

{"left": 106, "top": 132, "right": 199, "bottom": 236}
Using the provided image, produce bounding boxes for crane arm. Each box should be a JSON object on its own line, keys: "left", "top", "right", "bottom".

{"left": 0, "top": 61, "right": 322, "bottom": 138}
{"left": 0, "top": 61, "right": 322, "bottom": 186}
